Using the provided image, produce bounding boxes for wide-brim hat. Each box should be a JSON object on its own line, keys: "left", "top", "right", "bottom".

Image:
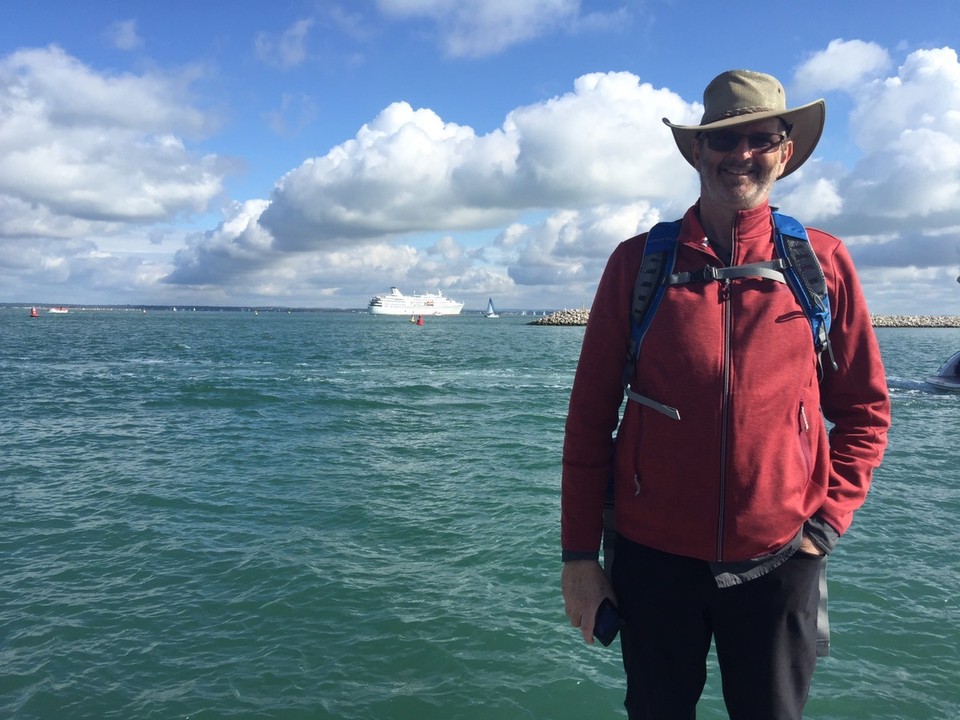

{"left": 662, "top": 70, "right": 825, "bottom": 179}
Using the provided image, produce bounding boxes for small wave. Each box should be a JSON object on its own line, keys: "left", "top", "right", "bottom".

{"left": 886, "top": 377, "right": 940, "bottom": 393}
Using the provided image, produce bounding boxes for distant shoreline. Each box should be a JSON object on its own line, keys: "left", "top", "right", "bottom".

{"left": 530, "top": 310, "right": 960, "bottom": 328}
{"left": 4, "top": 304, "right": 959, "bottom": 328}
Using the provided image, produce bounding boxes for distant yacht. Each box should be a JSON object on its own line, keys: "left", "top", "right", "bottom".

{"left": 367, "top": 287, "right": 464, "bottom": 316}
{"left": 483, "top": 297, "right": 500, "bottom": 319}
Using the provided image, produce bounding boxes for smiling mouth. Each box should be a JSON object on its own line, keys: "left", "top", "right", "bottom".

{"left": 722, "top": 165, "right": 754, "bottom": 177}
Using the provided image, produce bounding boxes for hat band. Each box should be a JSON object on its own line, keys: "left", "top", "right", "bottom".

{"left": 703, "top": 106, "right": 780, "bottom": 124}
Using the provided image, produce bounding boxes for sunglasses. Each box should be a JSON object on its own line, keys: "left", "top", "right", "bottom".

{"left": 702, "top": 131, "right": 787, "bottom": 154}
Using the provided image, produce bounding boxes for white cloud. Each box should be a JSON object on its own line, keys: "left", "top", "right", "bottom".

{"left": 167, "top": 71, "right": 697, "bottom": 292}
{"left": 783, "top": 45, "right": 960, "bottom": 314}
{"left": 794, "top": 39, "right": 892, "bottom": 95}
{"left": 504, "top": 72, "right": 695, "bottom": 205}
{"left": 850, "top": 48, "right": 960, "bottom": 149}
{"left": 0, "top": 45, "right": 228, "bottom": 303}
{"left": 857, "top": 264, "right": 960, "bottom": 316}
{"left": 105, "top": 20, "right": 143, "bottom": 52}
{"left": 821, "top": 47, "right": 960, "bottom": 237}
{"left": 505, "top": 202, "right": 660, "bottom": 290}
{"left": 0, "top": 46, "right": 222, "bottom": 223}
{"left": 168, "top": 205, "right": 491, "bottom": 305}
{"left": 776, "top": 164, "right": 844, "bottom": 223}
{"left": 1, "top": 46, "right": 209, "bottom": 135}
{"left": 167, "top": 199, "right": 274, "bottom": 285}
{"left": 255, "top": 19, "right": 315, "bottom": 68}
{"left": 263, "top": 92, "right": 318, "bottom": 137}
{"left": 0, "top": 195, "right": 123, "bottom": 239}
{"left": 377, "top": 0, "right": 602, "bottom": 57}
{"left": 258, "top": 101, "right": 515, "bottom": 249}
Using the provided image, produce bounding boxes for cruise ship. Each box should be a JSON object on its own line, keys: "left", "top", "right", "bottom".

{"left": 367, "top": 287, "right": 464, "bottom": 316}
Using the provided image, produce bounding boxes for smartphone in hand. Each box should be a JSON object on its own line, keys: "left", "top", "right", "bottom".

{"left": 593, "top": 597, "right": 624, "bottom": 646}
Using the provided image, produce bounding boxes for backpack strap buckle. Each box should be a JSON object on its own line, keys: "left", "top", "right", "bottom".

{"left": 668, "top": 264, "right": 720, "bottom": 285}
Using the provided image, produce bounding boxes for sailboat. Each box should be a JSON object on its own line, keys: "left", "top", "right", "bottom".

{"left": 484, "top": 297, "right": 500, "bottom": 319}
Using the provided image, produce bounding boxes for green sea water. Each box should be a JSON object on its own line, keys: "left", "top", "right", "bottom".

{"left": 1, "top": 308, "right": 958, "bottom": 719}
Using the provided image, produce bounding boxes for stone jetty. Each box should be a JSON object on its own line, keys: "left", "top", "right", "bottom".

{"left": 870, "top": 315, "right": 960, "bottom": 328}
{"left": 529, "top": 308, "right": 591, "bottom": 326}
{"left": 531, "top": 310, "right": 960, "bottom": 328}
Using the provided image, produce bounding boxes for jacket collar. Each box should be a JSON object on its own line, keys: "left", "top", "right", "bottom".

{"left": 682, "top": 201, "right": 775, "bottom": 252}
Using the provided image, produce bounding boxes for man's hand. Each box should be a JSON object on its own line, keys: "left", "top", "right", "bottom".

{"left": 561, "top": 560, "right": 615, "bottom": 644}
{"left": 799, "top": 534, "right": 826, "bottom": 556}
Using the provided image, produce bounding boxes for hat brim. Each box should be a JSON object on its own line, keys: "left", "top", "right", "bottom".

{"left": 662, "top": 99, "right": 825, "bottom": 179}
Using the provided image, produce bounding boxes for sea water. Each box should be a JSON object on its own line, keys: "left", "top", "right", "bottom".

{"left": 1, "top": 309, "right": 957, "bottom": 719}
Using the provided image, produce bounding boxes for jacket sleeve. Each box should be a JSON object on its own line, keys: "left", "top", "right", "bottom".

{"left": 560, "top": 238, "right": 639, "bottom": 559}
{"left": 815, "top": 236, "right": 891, "bottom": 542}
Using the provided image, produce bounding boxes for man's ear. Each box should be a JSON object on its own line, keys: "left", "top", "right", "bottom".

{"left": 777, "top": 140, "right": 795, "bottom": 178}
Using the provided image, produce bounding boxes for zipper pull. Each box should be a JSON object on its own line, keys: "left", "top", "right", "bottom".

{"left": 719, "top": 278, "right": 731, "bottom": 302}
{"left": 799, "top": 402, "right": 810, "bottom": 432}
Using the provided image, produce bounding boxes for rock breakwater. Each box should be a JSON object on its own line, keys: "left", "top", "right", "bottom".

{"left": 531, "top": 310, "right": 960, "bottom": 328}
{"left": 871, "top": 315, "right": 960, "bottom": 327}
{"left": 528, "top": 309, "right": 590, "bottom": 326}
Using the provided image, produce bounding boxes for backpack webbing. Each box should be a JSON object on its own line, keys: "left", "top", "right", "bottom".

{"left": 772, "top": 212, "right": 836, "bottom": 373}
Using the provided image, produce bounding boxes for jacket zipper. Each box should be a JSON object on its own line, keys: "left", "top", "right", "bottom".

{"left": 717, "top": 276, "right": 732, "bottom": 561}
{"left": 715, "top": 220, "right": 739, "bottom": 562}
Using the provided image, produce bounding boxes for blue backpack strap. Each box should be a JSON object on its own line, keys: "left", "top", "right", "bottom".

{"left": 622, "top": 220, "right": 682, "bottom": 420}
{"left": 607, "top": 220, "right": 681, "bottom": 571}
{"left": 771, "top": 212, "right": 837, "bottom": 372}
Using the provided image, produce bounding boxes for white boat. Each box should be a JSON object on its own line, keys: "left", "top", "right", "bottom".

{"left": 367, "top": 287, "right": 464, "bottom": 316}
{"left": 925, "top": 350, "right": 960, "bottom": 391}
{"left": 48, "top": 307, "right": 69, "bottom": 314}
{"left": 484, "top": 297, "right": 500, "bottom": 319}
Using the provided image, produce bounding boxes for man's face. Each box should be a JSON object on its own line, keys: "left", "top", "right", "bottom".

{"left": 692, "top": 118, "right": 794, "bottom": 212}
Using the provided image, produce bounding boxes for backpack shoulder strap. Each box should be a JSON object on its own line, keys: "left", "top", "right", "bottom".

{"left": 627, "top": 221, "right": 681, "bottom": 341}
{"left": 621, "top": 220, "right": 682, "bottom": 420}
{"left": 771, "top": 211, "right": 837, "bottom": 372}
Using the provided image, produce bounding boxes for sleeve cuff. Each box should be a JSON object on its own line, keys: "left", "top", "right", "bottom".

{"left": 562, "top": 550, "right": 600, "bottom": 563}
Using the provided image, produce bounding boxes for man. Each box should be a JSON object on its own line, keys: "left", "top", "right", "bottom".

{"left": 560, "top": 70, "right": 890, "bottom": 719}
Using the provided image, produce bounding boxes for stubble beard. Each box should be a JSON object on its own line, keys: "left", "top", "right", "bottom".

{"left": 700, "top": 159, "right": 780, "bottom": 212}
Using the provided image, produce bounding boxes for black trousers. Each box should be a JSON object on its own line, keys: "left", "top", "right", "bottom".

{"left": 611, "top": 536, "right": 821, "bottom": 720}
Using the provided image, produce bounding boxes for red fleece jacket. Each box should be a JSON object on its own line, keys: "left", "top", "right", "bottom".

{"left": 561, "top": 202, "right": 890, "bottom": 563}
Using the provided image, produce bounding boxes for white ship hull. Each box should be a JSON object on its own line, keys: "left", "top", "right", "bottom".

{"left": 368, "top": 287, "right": 464, "bottom": 316}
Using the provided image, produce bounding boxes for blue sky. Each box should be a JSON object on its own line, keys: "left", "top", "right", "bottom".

{"left": 1, "top": 0, "right": 959, "bottom": 313}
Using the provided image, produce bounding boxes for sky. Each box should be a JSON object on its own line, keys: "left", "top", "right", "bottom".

{"left": 1, "top": 0, "right": 959, "bottom": 314}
